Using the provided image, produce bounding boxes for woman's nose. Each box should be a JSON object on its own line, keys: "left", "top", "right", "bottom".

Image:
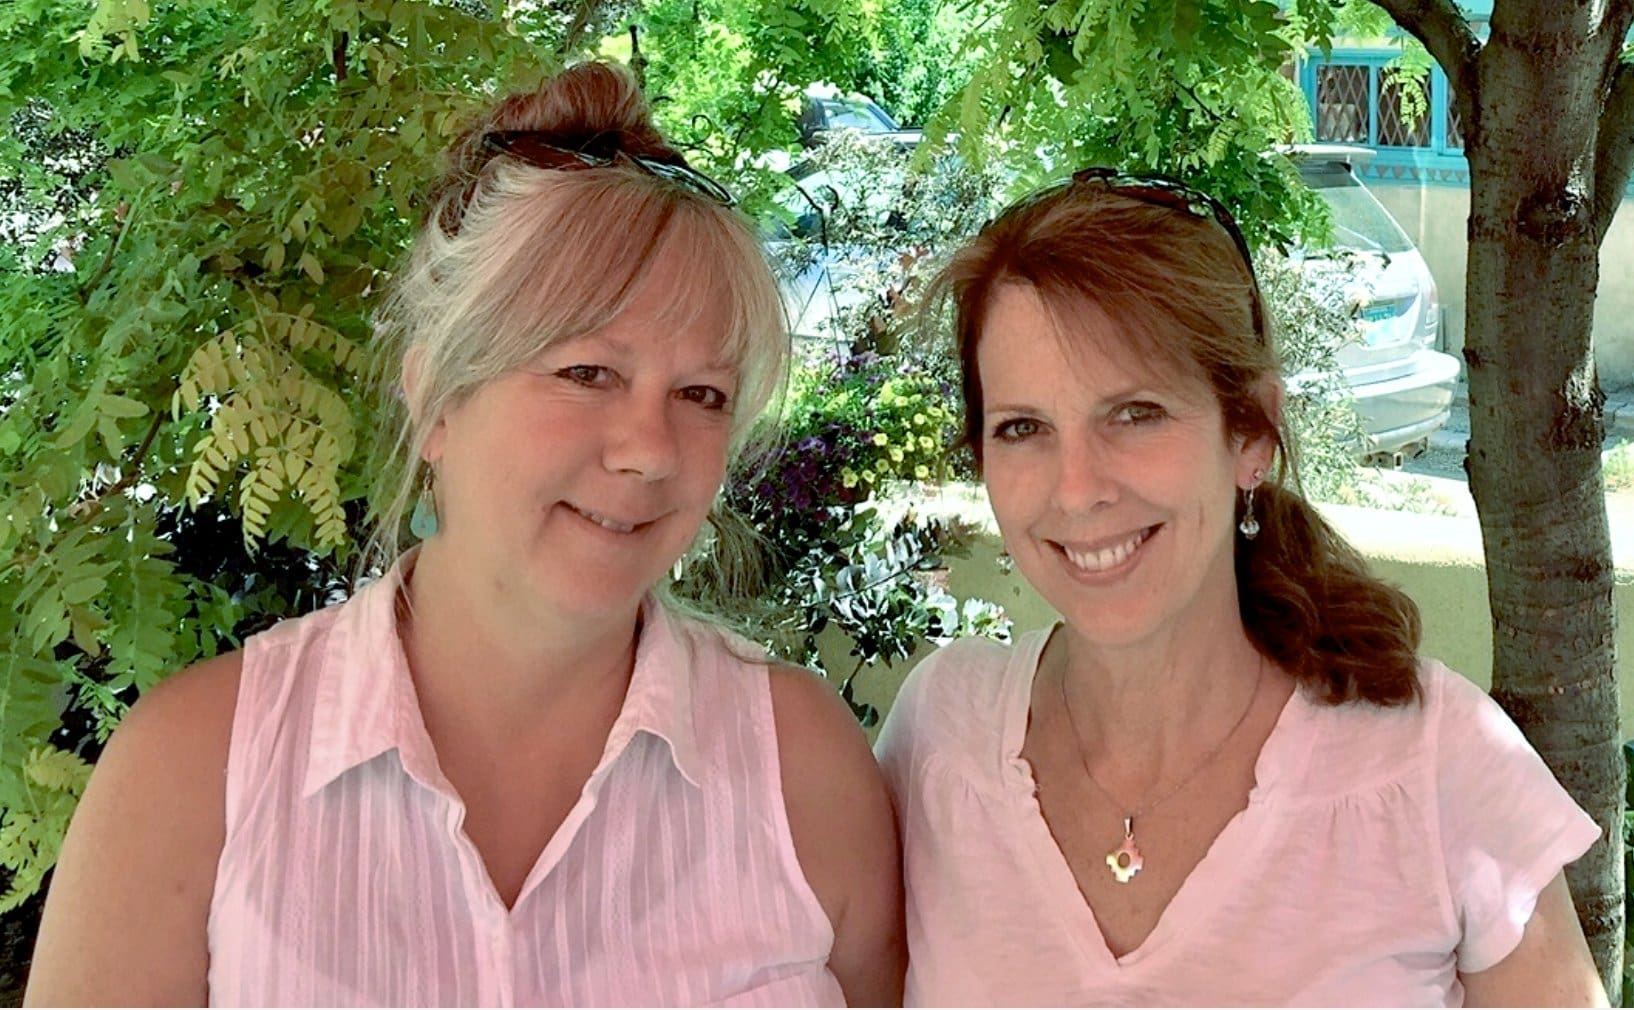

{"left": 603, "top": 395, "right": 680, "bottom": 481}
{"left": 1051, "top": 437, "right": 1119, "bottom": 513}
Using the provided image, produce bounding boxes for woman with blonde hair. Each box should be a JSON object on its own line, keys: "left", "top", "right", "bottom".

{"left": 877, "top": 170, "right": 1603, "bottom": 1005}
{"left": 29, "top": 62, "right": 902, "bottom": 1007}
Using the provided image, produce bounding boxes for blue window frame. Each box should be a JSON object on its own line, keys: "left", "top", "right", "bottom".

{"left": 1298, "top": 48, "right": 1471, "bottom": 185}
{"left": 1298, "top": 17, "right": 1633, "bottom": 196}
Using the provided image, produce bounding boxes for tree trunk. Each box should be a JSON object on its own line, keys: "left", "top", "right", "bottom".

{"left": 1461, "top": 5, "right": 1625, "bottom": 997}
{"left": 1375, "top": 0, "right": 1632, "bottom": 995}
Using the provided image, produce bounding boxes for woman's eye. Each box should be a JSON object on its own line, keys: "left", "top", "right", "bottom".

{"left": 557, "top": 364, "right": 614, "bottom": 387}
{"left": 678, "top": 385, "right": 732, "bottom": 412}
{"left": 991, "top": 417, "right": 1041, "bottom": 442}
{"left": 1113, "top": 402, "right": 1166, "bottom": 426}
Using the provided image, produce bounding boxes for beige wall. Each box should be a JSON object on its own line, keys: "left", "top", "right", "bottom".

{"left": 831, "top": 498, "right": 1634, "bottom": 740}
{"left": 1369, "top": 182, "right": 1634, "bottom": 384}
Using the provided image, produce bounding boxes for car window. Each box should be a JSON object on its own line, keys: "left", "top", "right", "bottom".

{"left": 821, "top": 98, "right": 897, "bottom": 132}
{"left": 1300, "top": 166, "right": 1415, "bottom": 255}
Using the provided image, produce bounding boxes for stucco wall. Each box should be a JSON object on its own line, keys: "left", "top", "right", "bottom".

{"left": 1367, "top": 181, "right": 1634, "bottom": 386}
{"left": 830, "top": 498, "right": 1634, "bottom": 739}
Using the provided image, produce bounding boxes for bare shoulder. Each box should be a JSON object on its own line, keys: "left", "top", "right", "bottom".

{"left": 765, "top": 664, "right": 896, "bottom": 840}
{"left": 87, "top": 648, "right": 244, "bottom": 808}
{"left": 120, "top": 648, "right": 244, "bottom": 745}
{"left": 767, "top": 664, "right": 905, "bottom": 1006}
{"left": 26, "top": 651, "right": 243, "bottom": 1006}
{"left": 766, "top": 663, "right": 874, "bottom": 763}
{"left": 766, "top": 663, "right": 886, "bottom": 839}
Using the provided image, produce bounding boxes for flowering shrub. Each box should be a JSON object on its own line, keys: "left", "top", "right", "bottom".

{"left": 841, "top": 372, "right": 962, "bottom": 489}
{"left": 785, "top": 350, "right": 964, "bottom": 487}
{"left": 675, "top": 346, "right": 1007, "bottom": 724}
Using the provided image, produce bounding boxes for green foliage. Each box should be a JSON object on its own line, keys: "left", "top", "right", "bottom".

{"left": 933, "top": 0, "right": 1328, "bottom": 250}
{"left": 858, "top": 0, "right": 995, "bottom": 126}
{"left": 0, "top": 0, "right": 550, "bottom": 907}
{"left": 599, "top": 0, "right": 873, "bottom": 182}
{"left": 1254, "top": 248, "right": 1367, "bottom": 502}
{"left": 1380, "top": 46, "right": 1433, "bottom": 134}
{"left": 840, "top": 374, "right": 962, "bottom": 488}
{"left": 598, "top": 0, "right": 983, "bottom": 200}
{"left": 0, "top": 748, "right": 90, "bottom": 913}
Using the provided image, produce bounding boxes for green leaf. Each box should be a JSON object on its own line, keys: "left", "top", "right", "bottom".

{"left": 59, "top": 576, "right": 106, "bottom": 606}
{"left": 98, "top": 393, "right": 148, "bottom": 419}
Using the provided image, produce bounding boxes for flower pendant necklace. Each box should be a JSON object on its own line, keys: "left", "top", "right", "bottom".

{"left": 1057, "top": 657, "right": 1265, "bottom": 885}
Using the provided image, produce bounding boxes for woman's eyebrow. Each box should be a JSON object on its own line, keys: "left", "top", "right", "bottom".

{"left": 985, "top": 401, "right": 1045, "bottom": 415}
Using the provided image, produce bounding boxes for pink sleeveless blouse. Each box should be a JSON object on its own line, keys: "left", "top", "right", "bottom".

{"left": 206, "top": 564, "right": 843, "bottom": 1007}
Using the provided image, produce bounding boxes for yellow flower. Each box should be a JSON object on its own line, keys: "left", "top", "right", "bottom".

{"left": 872, "top": 432, "right": 889, "bottom": 446}
{"left": 913, "top": 412, "right": 926, "bottom": 426}
{"left": 863, "top": 469, "right": 877, "bottom": 483}
{"left": 890, "top": 447, "right": 904, "bottom": 463}
{"left": 918, "top": 435, "right": 935, "bottom": 451}
{"left": 915, "top": 464, "right": 930, "bottom": 479}
{"left": 841, "top": 469, "right": 858, "bottom": 488}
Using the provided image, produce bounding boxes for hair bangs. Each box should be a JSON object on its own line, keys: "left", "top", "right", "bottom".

{"left": 454, "top": 166, "right": 786, "bottom": 444}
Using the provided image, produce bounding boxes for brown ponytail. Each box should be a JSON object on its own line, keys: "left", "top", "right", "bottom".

{"left": 1235, "top": 483, "right": 1421, "bottom": 704}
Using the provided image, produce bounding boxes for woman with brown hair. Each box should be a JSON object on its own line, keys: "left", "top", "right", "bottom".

{"left": 28, "top": 63, "right": 903, "bottom": 1007}
{"left": 876, "top": 170, "right": 1603, "bottom": 1005}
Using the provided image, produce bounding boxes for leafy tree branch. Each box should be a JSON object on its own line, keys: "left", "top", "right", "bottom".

{"left": 1369, "top": 0, "right": 1481, "bottom": 125}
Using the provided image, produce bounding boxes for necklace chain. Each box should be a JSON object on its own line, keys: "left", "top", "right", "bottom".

{"left": 1056, "top": 654, "right": 1265, "bottom": 883}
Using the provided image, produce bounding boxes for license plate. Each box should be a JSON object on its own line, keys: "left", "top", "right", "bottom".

{"left": 1359, "top": 300, "right": 1401, "bottom": 323}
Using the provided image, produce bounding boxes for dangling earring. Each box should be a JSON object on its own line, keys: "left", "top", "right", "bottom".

{"left": 1238, "top": 468, "right": 1264, "bottom": 540}
{"left": 410, "top": 469, "right": 438, "bottom": 539}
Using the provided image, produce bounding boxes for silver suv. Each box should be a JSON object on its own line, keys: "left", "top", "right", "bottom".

{"left": 1290, "top": 145, "right": 1461, "bottom": 460}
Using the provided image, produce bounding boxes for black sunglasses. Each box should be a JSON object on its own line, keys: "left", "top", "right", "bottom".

{"left": 480, "top": 130, "right": 737, "bottom": 207}
{"left": 1006, "top": 167, "right": 1267, "bottom": 343}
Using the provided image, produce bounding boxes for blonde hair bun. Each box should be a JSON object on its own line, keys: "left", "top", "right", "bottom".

{"left": 437, "top": 62, "right": 676, "bottom": 217}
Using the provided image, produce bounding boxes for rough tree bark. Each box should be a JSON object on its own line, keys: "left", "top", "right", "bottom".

{"left": 1373, "top": 0, "right": 1634, "bottom": 996}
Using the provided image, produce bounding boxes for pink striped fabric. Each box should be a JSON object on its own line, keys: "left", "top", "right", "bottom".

{"left": 206, "top": 565, "right": 843, "bottom": 1007}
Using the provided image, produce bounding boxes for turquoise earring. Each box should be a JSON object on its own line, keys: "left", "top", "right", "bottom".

{"left": 410, "top": 472, "right": 438, "bottom": 539}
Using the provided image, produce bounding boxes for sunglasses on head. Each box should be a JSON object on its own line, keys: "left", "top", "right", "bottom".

{"left": 480, "top": 130, "right": 737, "bottom": 207}
{"left": 1006, "top": 166, "right": 1267, "bottom": 344}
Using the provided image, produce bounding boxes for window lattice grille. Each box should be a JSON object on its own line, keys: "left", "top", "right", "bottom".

{"left": 1315, "top": 65, "right": 1368, "bottom": 143}
{"left": 1446, "top": 99, "right": 1464, "bottom": 149}
{"left": 1378, "top": 74, "right": 1431, "bottom": 147}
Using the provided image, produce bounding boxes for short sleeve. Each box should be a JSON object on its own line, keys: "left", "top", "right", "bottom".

{"left": 1432, "top": 664, "right": 1602, "bottom": 972}
{"left": 874, "top": 647, "right": 935, "bottom": 806}
{"left": 874, "top": 637, "right": 1010, "bottom": 813}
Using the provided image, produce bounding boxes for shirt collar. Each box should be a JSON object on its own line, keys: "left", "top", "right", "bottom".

{"left": 302, "top": 559, "right": 706, "bottom": 798}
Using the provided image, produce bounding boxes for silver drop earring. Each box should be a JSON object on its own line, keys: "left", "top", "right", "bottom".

{"left": 1238, "top": 469, "right": 1264, "bottom": 540}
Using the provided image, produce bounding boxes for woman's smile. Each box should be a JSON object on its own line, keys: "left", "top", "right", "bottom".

{"left": 561, "top": 501, "right": 653, "bottom": 535}
{"left": 1049, "top": 524, "right": 1160, "bottom": 580}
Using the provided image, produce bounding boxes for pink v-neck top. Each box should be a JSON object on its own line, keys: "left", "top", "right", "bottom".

{"left": 206, "top": 565, "right": 843, "bottom": 1007}
{"left": 876, "top": 630, "right": 1600, "bottom": 1007}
